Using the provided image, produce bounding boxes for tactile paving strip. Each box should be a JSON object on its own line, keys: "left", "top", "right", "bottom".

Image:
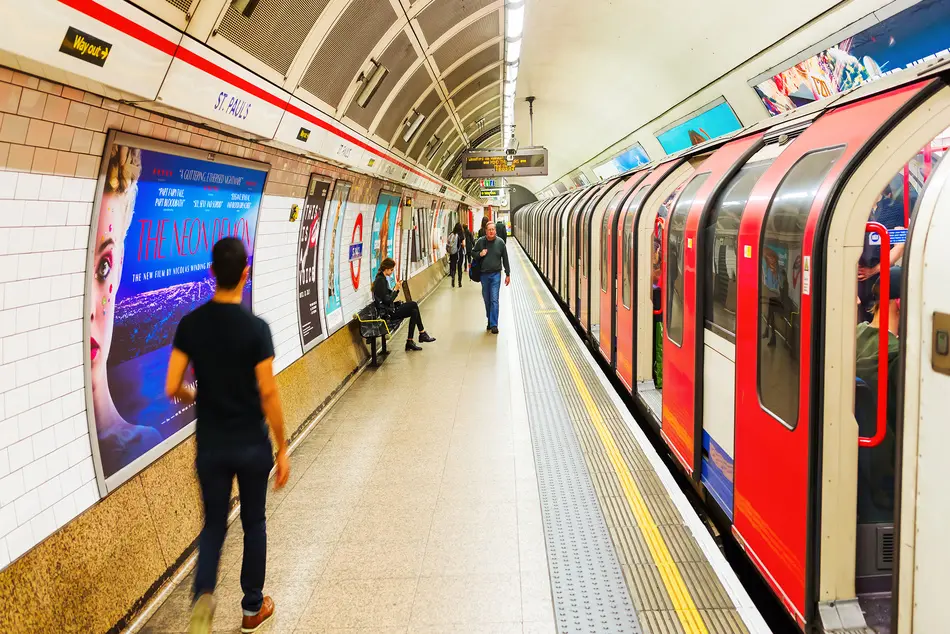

{"left": 510, "top": 245, "right": 748, "bottom": 634}
{"left": 512, "top": 259, "right": 642, "bottom": 633}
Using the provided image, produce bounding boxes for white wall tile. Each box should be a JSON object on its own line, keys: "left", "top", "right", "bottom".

{"left": 0, "top": 502, "right": 16, "bottom": 538}
{"left": 37, "top": 477, "right": 62, "bottom": 511}
{"left": 31, "top": 427, "right": 56, "bottom": 460}
{"left": 0, "top": 200, "right": 24, "bottom": 228}
{"left": 0, "top": 418, "right": 16, "bottom": 450}
{"left": 30, "top": 507, "right": 55, "bottom": 543}
{"left": 0, "top": 448, "right": 7, "bottom": 479}
{"left": 21, "top": 458, "right": 46, "bottom": 491}
{"left": 72, "top": 481, "right": 97, "bottom": 511}
{"left": 44, "top": 446, "right": 69, "bottom": 480}
{"left": 39, "top": 176, "right": 64, "bottom": 202}
{"left": 13, "top": 488, "right": 39, "bottom": 525}
{"left": 0, "top": 173, "right": 17, "bottom": 199}
{"left": 14, "top": 174, "right": 41, "bottom": 201}
{"left": 51, "top": 494, "right": 76, "bottom": 529}
{"left": 0, "top": 469, "right": 23, "bottom": 506}
{"left": 5, "top": 522, "right": 32, "bottom": 560}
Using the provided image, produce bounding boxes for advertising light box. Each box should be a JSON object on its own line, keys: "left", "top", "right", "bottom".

{"left": 655, "top": 99, "right": 742, "bottom": 155}
{"left": 84, "top": 132, "right": 268, "bottom": 494}
{"left": 461, "top": 147, "right": 549, "bottom": 178}
{"left": 753, "top": 0, "right": 950, "bottom": 116}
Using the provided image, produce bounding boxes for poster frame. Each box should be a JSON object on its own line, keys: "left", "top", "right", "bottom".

{"left": 84, "top": 131, "right": 270, "bottom": 496}
{"left": 297, "top": 174, "right": 333, "bottom": 353}
{"left": 322, "top": 180, "right": 352, "bottom": 336}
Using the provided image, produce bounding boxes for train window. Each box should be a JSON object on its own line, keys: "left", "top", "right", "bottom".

{"left": 758, "top": 147, "right": 843, "bottom": 428}
{"left": 666, "top": 173, "right": 710, "bottom": 346}
{"left": 622, "top": 188, "right": 649, "bottom": 308}
{"left": 601, "top": 211, "right": 610, "bottom": 293}
{"left": 703, "top": 160, "right": 773, "bottom": 342}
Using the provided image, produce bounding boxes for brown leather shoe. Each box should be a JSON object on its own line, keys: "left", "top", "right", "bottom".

{"left": 241, "top": 596, "right": 275, "bottom": 633}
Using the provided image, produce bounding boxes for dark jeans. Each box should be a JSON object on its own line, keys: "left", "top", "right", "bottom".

{"left": 393, "top": 301, "right": 424, "bottom": 339}
{"left": 449, "top": 253, "right": 463, "bottom": 284}
{"left": 194, "top": 440, "right": 273, "bottom": 613}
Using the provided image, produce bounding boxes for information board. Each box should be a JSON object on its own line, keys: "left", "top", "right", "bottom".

{"left": 461, "top": 147, "right": 548, "bottom": 178}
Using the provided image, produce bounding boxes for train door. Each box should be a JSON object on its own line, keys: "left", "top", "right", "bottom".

{"left": 632, "top": 159, "right": 698, "bottom": 426}
{"left": 600, "top": 174, "right": 648, "bottom": 366}
{"left": 588, "top": 178, "right": 627, "bottom": 338}
{"left": 557, "top": 191, "right": 584, "bottom": 297}
{"left": 732, "top": 80, "right": 938, "bottom": 629}
{"left": 662, "top": 135, "right": 763, "bottom": 478}
{"left": 568, "top": 187, "right": 601, "bottom": 318}
{"left": 576, "top": 184, "right": 606, "bottom": 322}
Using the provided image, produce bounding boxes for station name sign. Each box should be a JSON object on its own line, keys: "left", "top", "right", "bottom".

{"left": 461, "top": 147, "right": 548, "bottom": 178}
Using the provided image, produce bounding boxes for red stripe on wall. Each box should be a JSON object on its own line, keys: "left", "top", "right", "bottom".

{"left": 56, "top": 0, "right": 449, "bottom": 190}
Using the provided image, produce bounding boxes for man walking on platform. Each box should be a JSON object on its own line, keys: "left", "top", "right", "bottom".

{"left": 165, "top": 237, "right": 291, "bottom": 634}
{"left": 474, "top": 222, "right": 510, "bottom": 334}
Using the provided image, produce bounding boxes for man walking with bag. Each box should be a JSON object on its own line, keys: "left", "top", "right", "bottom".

{"left": 165, "top": 237, "right": 291, "bottom": 634}
{"left": 473, "top": 222, "right": 510, "bottom": 334}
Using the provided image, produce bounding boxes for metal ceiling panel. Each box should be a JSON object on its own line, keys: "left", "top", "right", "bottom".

{"left": 218, "top": 0, "right": 333, "bottom": 75}
{"left": 416, "top": 0, "right": 496, "bottom": 45}
{"left": 164, "top": 0, "right": 194, "bottom": 12}
{"left": 450, "top": 66, "right": 501, "bottom": 109}
{"left": 458, "top": 88, "right": 498, "bottom": 119}
{"left": 432, "top": 11, "right": 500, "bottom": 71}
{"left": 443, "top": 45, "right": 500, "bottom": 93}
{"left": 345, "top": 32, "right": 417, "bottom": 129}
{"left": 375, "top": 64, "right": 431, "bottom": 141}
{"left": 300, "top": 0, "right": 398, "bottom": 108}
{"left": 409, "top": 103, "right": 450, "bottom": 160}
{"left": 430, "top": 131, "right": 459, "bottom": 169}
{"left": 461, "top": 99, "right": 499, "bottom": 128}
{"left": 393, "top": 88, "right": 441, "bottom": 152}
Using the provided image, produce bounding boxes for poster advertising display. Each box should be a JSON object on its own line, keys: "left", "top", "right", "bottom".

{"left": 85, "top": 132, "right": 267, "bottom": 492}
{"left": 594, "top": 143, "right": 651, "bottom": 181}
{"left": 754, "top": 0, "right": 950, "bottom": 116}
{"left": 350, "top": 213, "right": 363, "bottom": 290}
{"left": 297, "top": 176, "right": 331, "bottom": 352}
{"left": 370, "top": 191, "right": 401, "bottom": 280}
{"left": 322, "top": 181, "right": 351, "bottom": 334}
{"left": 655, "top": 100, "right": 742, "bottom": 155}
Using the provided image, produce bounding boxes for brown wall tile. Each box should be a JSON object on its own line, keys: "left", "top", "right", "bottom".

{"left": 0, "top": 83, "right": 21, "bottom": 114}
{"left": 0, "top": 142, "right": 9, "bottom": 168}
{"left": 61, "top": 86, "right": 84, "bottom": 102}
{"left": 0, "top": 114, "right": 29, "bottom": 144}
{"left": 5, "top": 144, "right": 31, "bottom": 171}
{"left": 37, "top": 80, "right": 62, "bottom": 96}
{"left": 54, "top": 151, "right": 79, "bottom": 176}
{"left": 75, "top": 154, "right": 98, "bottom": 178}
{"left": 16, "top": 88, "right": 45, "bottom": 118}
{"left": 81, "top": 93, "right": 102, "bottom": 108}
{"left": 84, "top": 107, "right": 107, "bottom": 132}
{"left": 43, "top": 95, "right": 69, "bottom": 124}
{"left": 65, "top": 101, "right": 90, "bottom": 128}
{"left": 70, "top": 128, "right": 93, "bottom": 154}
{"left": 25, "top": 119, "right": 52, "bottom": 148}
{"left": 32, "top": 147, "right": 57, "bottom": 173}
{"left": 11, "top": 72, "right": 38, "bottom": 89}
{"left": 49, "top": 124, "right": 74, "bottom": 151}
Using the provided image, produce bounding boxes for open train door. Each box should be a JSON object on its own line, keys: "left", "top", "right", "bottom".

{"left": 732, "top": 80, "right": 935, "bottom": 629}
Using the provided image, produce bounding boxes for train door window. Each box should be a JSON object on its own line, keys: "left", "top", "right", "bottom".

{"left": 666, "top": 173, "right": 710, "bottom": 346}
{"left": 758, "top": 147, "right": 843, "bottom": 428}
{"left": 703, "top": 160, "right": 773, "bottom": 342}
{"left": 601, "top": 211, "right": 610, "bottom": 293}
{"left": 622, "top": 187, "right": 649, "bottom": 309}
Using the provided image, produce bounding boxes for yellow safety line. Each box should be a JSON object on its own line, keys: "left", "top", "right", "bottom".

{"left": 516, "top": 248, "right": 709, "bottom": 634}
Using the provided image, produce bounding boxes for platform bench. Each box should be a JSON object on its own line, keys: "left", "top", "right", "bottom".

{"left": 354, "top": 304, "right": 404, "bottom": 366}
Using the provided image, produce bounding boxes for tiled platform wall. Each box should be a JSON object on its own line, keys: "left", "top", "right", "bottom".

{"left": 0, "top": 67, "right": 448, "bottom": 633}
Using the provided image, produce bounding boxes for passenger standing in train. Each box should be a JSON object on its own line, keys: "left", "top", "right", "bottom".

{"left": 474, "top": 222, "right": 511, "bottom": 334}
{"left": 447, "top": 222, "right": 465, "bottom": 287}
{"left": 855, "top": 266, "right": 902, "bottom": 518}
{"left": 858, "top": 181, "right": 909, "bottom": 322}
{"left": 165, "top": 237, "right": 290, "bottom": 634}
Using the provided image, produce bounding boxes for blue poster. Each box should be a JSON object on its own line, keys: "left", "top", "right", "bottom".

{"left": 755, "top": 0, "right": 950, "bottom": 115}
{"left": 323, "top": 181, "right": 351, "bottom": 333}
{"left": 370, "top": 191, "right": 401, "bottom": 280}
{"left": 614, "top": 143, "right": 651, "bottom": 171}
{"left": 87, "top": 140, "right": 265, "bottom": 482}
{"left": 656, "top": 101, "right": 742, "bottom": 155}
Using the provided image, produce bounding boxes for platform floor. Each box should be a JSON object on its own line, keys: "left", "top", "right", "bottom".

{"left": 140, "top": 241, "right": 767, "bottom": 634}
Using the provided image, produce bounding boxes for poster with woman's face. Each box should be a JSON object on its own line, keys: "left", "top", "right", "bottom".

{"left": 370, "top": 191, "right": 401, "bottom": 280}
{"left": 323, "top": 181, "right": 351, "bottom": 334}
{"left": 86, "top": 135, "right": 266, "bottom": 489}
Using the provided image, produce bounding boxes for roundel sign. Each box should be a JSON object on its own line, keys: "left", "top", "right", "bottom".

{"left": 350, "top": 213, "right": 363, "bottom": 290}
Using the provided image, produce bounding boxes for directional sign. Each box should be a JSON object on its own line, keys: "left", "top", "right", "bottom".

{"left": 480, "top": 188, "right": 501, "bottom": 198}
{"left": 462, "top": 147, "right": 549, "bottom": 178}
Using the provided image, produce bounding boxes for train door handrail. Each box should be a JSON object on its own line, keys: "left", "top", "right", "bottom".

{"left": 858, "top": 221, "right": 890, "bottom": 448}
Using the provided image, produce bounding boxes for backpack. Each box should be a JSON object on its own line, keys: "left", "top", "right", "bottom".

{"left": 447, "top": 233, "right": 459, "bottom": 255}
{"left": 469, "top": 239, "right": 483, "bottom": 282}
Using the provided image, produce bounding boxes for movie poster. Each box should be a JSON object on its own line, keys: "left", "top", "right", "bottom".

{"left": 85, "top": 133, "right": 266, "bottom": 489}
{"left": 370, "top": 191, "right": 401, "bottom": 280}
{"left": 322, "top": 181, "right": 351, "bottom": 334}
{"left": 754, "top": 0, "right": 950, "bottom": 116}
{"left": 298, "top": 176, "right": 331, "bottom": 352}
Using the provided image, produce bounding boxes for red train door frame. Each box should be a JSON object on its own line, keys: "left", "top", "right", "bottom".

{"left": 569, "top": 187, "right": 602, "bottom": 318}
{"left": 661, "top": 135, "right": 765, "bottom": 480}
{"left": 583, "top": 179, "right": 624, "bottom": 334}
{"left": 602, "top": 173, "right": 650, "bottom": 366}
{"left": 732, "top": 81, "right": 934, "bottom": 628}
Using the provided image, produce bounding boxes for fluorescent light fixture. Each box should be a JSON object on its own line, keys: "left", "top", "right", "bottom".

{"left": 504, "top": 85, "right": 516, "bottom": 99}
{"left": 425, "top": 136, "right": 442, "bottom": 161}
{"left": 356, "top": 60, "right": 389, "bottom": 108}
{"left": 506, "top": 4, "right": 525, "bottom": 39}
{"left": 403, "top": 110, "right": 425, "bottom": 142}
{"left": 231, "top": 0, "right": 260, "bottom": 18}
{"left": 506, "top": 64, "right": 519, "bottom": 81}
{"left": 505, "top": 39, "right": 521, "bottom": 63}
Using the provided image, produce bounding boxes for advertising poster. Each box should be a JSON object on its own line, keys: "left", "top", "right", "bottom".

{"left": 297, "top": 176, "right": 331, "bottom": 352}
{"left": 350, "top": 213, "right": 363, "bottom": 290}
{"left": 593, "top": 143, "right": 650, "bottom": 181}
{"left": 370, "top": 191, "right": 401, "bottom": 280}
{"left": 754, "top": 0, "right": 950, "bottom": 116}
{"left": 656, "top": 100, "right": 742, "bottom": 155}
{"left": 322, "top": 181, "right": 351, "bottom": 334}
{"left": 86, "top": 133, "right": 266, "bottom": 489}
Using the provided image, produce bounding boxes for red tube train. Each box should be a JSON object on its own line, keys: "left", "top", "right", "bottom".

{"left": 515, "top": 60, "right": 950, "bottom": 634}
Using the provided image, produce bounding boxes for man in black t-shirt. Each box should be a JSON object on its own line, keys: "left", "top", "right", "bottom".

{"left": 165, "top": 237, "right": 290, "bottom": 634}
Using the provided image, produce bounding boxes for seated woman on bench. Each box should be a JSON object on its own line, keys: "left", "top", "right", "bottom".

{"left": 373, "top": 258, "right": 436, "bottom": 351}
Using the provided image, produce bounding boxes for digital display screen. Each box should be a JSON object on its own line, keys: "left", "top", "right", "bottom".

{"left": 461, "top": 148, "right": 548, "bottom": 177}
